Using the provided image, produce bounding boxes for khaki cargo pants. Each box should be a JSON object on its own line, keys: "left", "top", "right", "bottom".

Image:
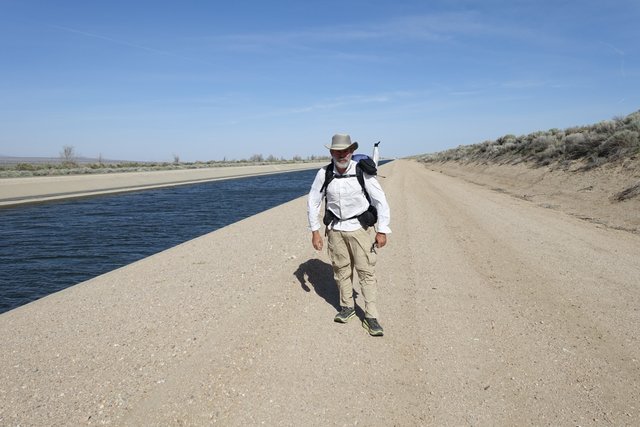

{"left": 327, "top": 227, "right": 379, "bottom": 319}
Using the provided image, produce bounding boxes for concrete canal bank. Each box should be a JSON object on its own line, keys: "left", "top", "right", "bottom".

{"left": 0, "top": 162, "right": 326, "bottom": 207}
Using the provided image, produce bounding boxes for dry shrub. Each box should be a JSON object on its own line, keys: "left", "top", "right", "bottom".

{"left": 531, "top": 135, "right": 555, "bottom": 153}
{"left": 597, "top": 130, "right": 640, "bottom": 159}
{"left": 613, "top": 182, "right": 640, "bottom": 201}
{"left": 563, "top": 132, "right": 602, "bottom": 160}
{"left": 417, "top": 109, "right": 640, "bottom": 169}
{"left": 16, "top": 163, "right": 36, "bottom": 171}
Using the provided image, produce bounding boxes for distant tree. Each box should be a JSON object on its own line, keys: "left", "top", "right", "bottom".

{"left": 60, "top": 145, "right": 77, "bottom": 167}
{"left": 173, "top": 153, "right": 180, "bottom": 164}
{"left": 249, "top": 154, "right": 264, "bottom": 162}
{"left": 60, "top": 145, "right": 75, "bottom": 161}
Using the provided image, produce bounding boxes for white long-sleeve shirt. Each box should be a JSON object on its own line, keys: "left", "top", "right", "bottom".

{"left": 307, "top": 160, "right": 391, "bottom": 234}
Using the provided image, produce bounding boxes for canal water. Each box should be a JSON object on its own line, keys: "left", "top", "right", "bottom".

{"left": 0, "top": 168, "right": 320, "bottom": 313}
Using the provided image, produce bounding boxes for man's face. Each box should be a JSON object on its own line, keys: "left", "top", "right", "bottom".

{"left": 330, "top": 148, "right": 353, "bottom": 168}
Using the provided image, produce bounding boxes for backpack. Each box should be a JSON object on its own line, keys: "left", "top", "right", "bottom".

{"left": 319, "top": 157, "right": 378, "bottom": 229}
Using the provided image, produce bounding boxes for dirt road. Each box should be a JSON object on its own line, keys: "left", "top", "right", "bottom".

{"left": 1, "top": 159, "right": 638, "bottom": 426}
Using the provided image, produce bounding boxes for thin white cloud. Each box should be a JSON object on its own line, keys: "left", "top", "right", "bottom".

{"left": 50, "top": 25, "right": 201, "bottom": 62}
{"left": 599, "top": 41, "right": 626, "bottom": 77}
{"left": 450, "top": 89, "right": 486, "bottom": 97}
{"left": 207, "top": 92, "right": 403, "bottom": 127}
{"left": 194, "top": 11, "right": 514, "bottom": 54}
{"left": 51, "top": 25, "right": 170, "bottom": 54}
{"left": 267, "top": 94, "right": 392, "bottom": 117}
{"left": 501, "top": 80, "right": 550, "bottom": 89}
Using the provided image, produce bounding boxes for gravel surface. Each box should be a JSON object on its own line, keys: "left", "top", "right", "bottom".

{"left": 1, "top": 159, "right": 639, "bottom": 425}
{"left": 423, "top": 160, "right": 640, "bottom": 234}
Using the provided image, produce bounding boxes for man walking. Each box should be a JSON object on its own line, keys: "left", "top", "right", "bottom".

{"left": 307, "top": 134, "right": 391, "bottom": 336}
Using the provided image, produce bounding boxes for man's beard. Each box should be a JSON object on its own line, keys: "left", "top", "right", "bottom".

{"left": 334, "top": 156, "right": 351, "bottom": 169}
{"left": 335, "top": 159, "right": 349, "bottom": 168}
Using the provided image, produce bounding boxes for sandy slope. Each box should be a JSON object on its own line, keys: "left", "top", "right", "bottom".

{"left": 1, "top": 159, "right": 639, "bottom": 426}
{"left": 422, "top": 160, "right": 640, "bottom": 234}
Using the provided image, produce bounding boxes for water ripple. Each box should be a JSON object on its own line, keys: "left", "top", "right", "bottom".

{"left": 0, "top": 168, "right": 317, "bottom": 313}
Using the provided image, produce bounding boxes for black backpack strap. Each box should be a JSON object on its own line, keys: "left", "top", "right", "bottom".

{"left": 320, "top": 162, "right": 335, "bottom": 227}
{"left": 355, "top": 163, "right": 378, "bottom": 229}
{"left": 319, "top": 161, "right": 334, "bottom": 193}
{"left": 355, "top": 163, "right": 371, "bottom": 202}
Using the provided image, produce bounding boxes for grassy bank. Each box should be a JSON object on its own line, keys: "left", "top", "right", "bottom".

{"left": 416, "top": 110, "right": 640, "bottom": 171}
{"left": 412, "top": 110, "right": 640, "bottom": 232}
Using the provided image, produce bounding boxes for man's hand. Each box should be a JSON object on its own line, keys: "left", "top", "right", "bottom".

{"left": 375, "top": 232, "right": 387, "bottom": 249}
{"left": 312, "top": 230, "right": 324, "bottom": 251}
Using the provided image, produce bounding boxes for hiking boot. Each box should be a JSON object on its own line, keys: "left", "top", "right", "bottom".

{"left": 362, "top": 317, "right": 384, "bottom": 336}
{"left": 334, "top": 306, "right": 356, "bottom": 323}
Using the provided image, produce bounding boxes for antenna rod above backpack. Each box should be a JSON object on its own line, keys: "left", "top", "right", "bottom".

{"left": 373, "top": 141, "right": 380, "bottom": 167}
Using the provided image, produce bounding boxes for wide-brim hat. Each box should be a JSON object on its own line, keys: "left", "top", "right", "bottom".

{"left": 325, "top": 133, "right": 359, "bottom": 151}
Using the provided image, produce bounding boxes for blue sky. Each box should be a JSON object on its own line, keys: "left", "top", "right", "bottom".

{"left": 1, "top": 0, "right": 638, "bottom": 162}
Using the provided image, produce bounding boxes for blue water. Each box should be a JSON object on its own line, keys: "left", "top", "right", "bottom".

{"left": 0, "top": 168, "right": 319, "bottom": 314}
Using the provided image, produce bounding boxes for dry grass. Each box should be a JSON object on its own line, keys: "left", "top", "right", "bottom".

{"left": 415, "top": 110, "right": 640, "bottom": 171}
{"left": 413, "top": 110, "right": 640, "bottom": 207}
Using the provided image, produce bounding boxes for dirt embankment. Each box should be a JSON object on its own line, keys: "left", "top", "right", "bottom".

{"left": 421, "top": 159, "right": 640, "bottom": 234}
